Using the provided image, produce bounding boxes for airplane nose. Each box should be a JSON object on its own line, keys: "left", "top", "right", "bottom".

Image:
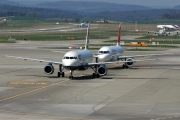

{"left": 62, "top": 59, "right": 78, "bottom": 66}
{"left": 62, "top": 59, "right": 79, "bottom": 70}
{"left": 98, "top": 54, "right": 110, "bottom": 62}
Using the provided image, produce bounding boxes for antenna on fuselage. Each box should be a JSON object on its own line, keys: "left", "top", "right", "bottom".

{"left": 116, "top": 23, "right": 121, "bottom": 46}
{"left": 85, "top": 23, "right": 90, "bottom": 50}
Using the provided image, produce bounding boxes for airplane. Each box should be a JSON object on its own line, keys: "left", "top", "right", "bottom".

{"left": 157, "top": 25, "right": 180, "bottom": 30}
{"left": 80, "top": 22, "right": 88, "bottom": 27}
{"left": 96, "top": 24, "right": 171, "bottom": 68}
{"left": 72, "top": 22, "right": 88, "bottom": 27}
{"left": 148, "top": 27, "right": 171, "bottom": 36}
{"left": 5, "top": 24, "right": 108, "bottom": 79}
{"left": 154, "top": 28, "right": 171, "bottom": 36}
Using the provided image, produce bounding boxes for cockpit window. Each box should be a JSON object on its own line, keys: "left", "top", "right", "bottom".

{"left": 98, "top": 51, "right": 110, "bottom": 54}
{"left": 63, "top": 56, "right": 78, "bottom": 59}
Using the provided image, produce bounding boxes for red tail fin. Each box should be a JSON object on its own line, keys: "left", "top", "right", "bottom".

{"left": 117, "top": 24, "right": 121, "bottom": 46}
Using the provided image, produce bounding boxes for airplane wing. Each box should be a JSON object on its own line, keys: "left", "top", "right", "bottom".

{"left": 4, "top": 55, "right": 62, "bottom": 65}
{"left": 118, "top": 53, "right": 173, "bottom": 59}
{"left": 102, "top": 59, "right": 158, "bottom": 64}
{"left": 51, "top": 50, "right": 67, "bottom": 53}
{"left": 88, "top": 62, "right": 106, "bottom": 66}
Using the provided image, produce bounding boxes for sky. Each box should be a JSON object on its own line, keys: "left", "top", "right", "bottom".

{"left": 12, "top": 0, "right": 180, "bottom": 7}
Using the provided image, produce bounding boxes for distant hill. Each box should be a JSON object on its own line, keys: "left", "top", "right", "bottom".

{"left": 0, "top": 0, "right": 21, "bottom": 6}
{"left": 36, "top": 1, "right": 152, "bottom": 13}
{"left": 0, "top": 3, "right": 82, "bottom": 19}
{"left": 0, "top": 0, "right": 180, "bottom": 21}
{"left": 89, "top": 9, "right": 180, "bottom": 21}
{"left": 174, "top": 5, "right": 180, "bottom": 9}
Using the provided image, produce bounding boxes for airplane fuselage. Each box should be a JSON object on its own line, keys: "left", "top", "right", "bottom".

{"left": 62, "top": 49, "right": 93, "bottom": 70}
{"left": 97, "top": 46, "right": 124, "bottom": 62}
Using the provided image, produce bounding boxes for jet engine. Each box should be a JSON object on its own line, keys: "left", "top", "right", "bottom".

{"left": 98, "top": 64, "right": 108, "bottom": 76}
{"left": 44, "top": 64, "right": 54, "bottom": 75}
{"left": 125, "top": 58, "right": 134, "bottom": 68}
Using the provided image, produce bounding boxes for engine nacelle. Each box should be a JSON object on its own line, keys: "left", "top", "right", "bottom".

{"left": 44, "top": 64, "right": 54, "bottom": 75}
{"left": 98, "top": 64, "right": 108, "bottom": 76}
{"left": 125, "top": 58, "right": 134, "bottom": 68}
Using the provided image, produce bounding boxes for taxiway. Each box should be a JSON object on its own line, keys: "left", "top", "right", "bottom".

{"left": 0, "top": 41, "right": 180, "bottom": 120}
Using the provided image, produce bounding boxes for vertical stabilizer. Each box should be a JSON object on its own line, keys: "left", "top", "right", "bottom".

{"left": 116, "top": 23, "right": 121, "bottom": 46}
{"left": 85, "top": 23, "right": 90, "bottom": 50}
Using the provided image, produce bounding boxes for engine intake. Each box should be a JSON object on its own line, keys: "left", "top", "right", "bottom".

{"left": 98, "top": 64, "right": 108, "bottom": 76}
{"left": 44, "top": 64, "right": 54, "bottom": 75}
{"left": 125, "top": 58, "right": 134, "bottom": 68}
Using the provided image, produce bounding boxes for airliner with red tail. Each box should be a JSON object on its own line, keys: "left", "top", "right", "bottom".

{"left": 96, "top": 24, "right": 171, "bottom": 68}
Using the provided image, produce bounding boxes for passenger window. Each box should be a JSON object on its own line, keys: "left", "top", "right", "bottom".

{"left": 66, "top": 57, "right": 69, "bottom": 59}
{"left": 70, "top": 57, "right": 73, "bottom": 59}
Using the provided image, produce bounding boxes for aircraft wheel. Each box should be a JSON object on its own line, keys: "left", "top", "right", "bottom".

{"left": 122, "top": 64, "right": 126, "bottom": 69}
{"left": 92, "top": 73, "right": 96, "bottom": 78}
{"left": 69, "top": 76, "right": 73, "bottom": 80}
{"left": 96, "top": 74, "right": 100, "bottom": 78}
{"left": 57, "top": 72, "right": 60, "bottom": 78}
{"left": 62, "top": 72, "right": 65, "bottom": 77}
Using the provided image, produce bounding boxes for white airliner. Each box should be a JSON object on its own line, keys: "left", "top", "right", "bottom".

{"left": 96, "top": 24, "right": 170, "bottom": 68}
{"left": 80, "top": 22, "right": 88, "bottom": 27}
{"left": 157, "top": 25, "right": 180, "bottom": 29}
{"left": 154, "top": 28, "right": 171, "bottom": 36}
{"left": 5, "top": 24, "right": 108, "bottom": 79}
{"left": 148, "top": 27, "right": 171, "bottom": 36}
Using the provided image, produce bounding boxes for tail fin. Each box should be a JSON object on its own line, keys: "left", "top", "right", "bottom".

{"left": 116, "top": 23, "right": 121, "bottom": 46}
{"left": 85, "top": 23, "right": 90, "bottom": 50}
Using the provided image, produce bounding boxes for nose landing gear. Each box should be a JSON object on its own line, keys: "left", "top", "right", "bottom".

{"left": 69, "top": 70, "right": 74, "bottom": 80}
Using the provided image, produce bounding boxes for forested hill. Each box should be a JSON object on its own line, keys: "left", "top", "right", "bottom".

{"left": 37, "top": 1, "right": 152, "bottom": 13}
{"left": 90, "top": 9, "right": 180, "bottom": 21}
{"left": 174, "top": 5, "right": 180, "bottom": 9}
{"left": 0, "top": 0, "right": 20, "bottom": 6}
{"left": 0, "top": 3, "right": 82, "bottom": 18}
{"left": 0, "top": 0, "right": 180, "bottom": 21}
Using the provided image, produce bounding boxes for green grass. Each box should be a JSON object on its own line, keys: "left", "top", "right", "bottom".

{"left": 0, "top": 40, "right": 16, "bottom": 43}
{"left": 137, "top": 35, "right": 180, "bottom": 40}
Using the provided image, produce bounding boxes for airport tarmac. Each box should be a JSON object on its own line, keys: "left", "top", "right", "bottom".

{"left": 0, "top": 41, "right": 180, "bottom": 120}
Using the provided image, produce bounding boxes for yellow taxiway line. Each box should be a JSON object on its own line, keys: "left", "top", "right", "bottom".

{"left": 0, "top": 79, "right": 69, "bottom": 103}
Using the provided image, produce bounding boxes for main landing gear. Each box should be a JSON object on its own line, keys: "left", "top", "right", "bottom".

{"left": 92, "top": 72, "right": 100, "bottom": 78}
{"left": 121, "top": 58, "right": 129, "bottom": 69}
{"left": 57, "top": 64, "right": 65, "bottom": 78}
{"left": 92, "top": 57, "right": 100, "bottom": 78}
{"left": 122, "top": 64, "right": 129, "bottom": 69}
